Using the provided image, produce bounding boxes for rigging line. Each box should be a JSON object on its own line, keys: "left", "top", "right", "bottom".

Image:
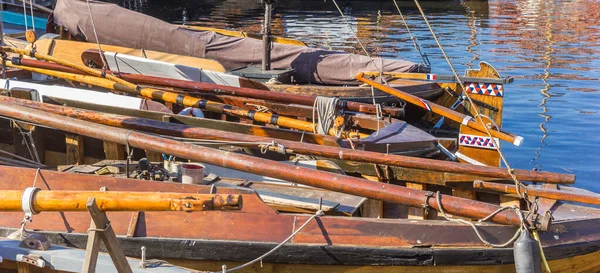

{"left": 29, "top": 0, "right": 35, "bottom": 30}
{"left": 21, "top": 0, "right": 29, "bottom": 31}
{"left": 330, "top": 0, "right": 387, "bottom": 136}
{"left": 391, "top": 0, "right": 430, "bottom": 67}
{"left": 330, "top": 0, "right": 388, "bottom": 85}
{"left": 411, "top": 0, "right": 526, "bottom": 201}
{"left": 85, "top": 0, "right": 108, "bottom": 71}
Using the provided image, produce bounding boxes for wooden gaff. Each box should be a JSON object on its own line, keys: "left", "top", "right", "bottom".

{"left": 0, "top": 102, "right": 540, "bottom": 228}
{"left": 0, "top": 190, "right": 242, "bottom": 212}
{"left": 356, "top": 72, "right": 523, "bottom": 146}
{"left": 474, "top": 181, "right": 600, "bottom": 206}
{"left": 0, "top": 96, "right": 575, "bottom": 185}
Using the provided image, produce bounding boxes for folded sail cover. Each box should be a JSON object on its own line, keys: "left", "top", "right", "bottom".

{"left": 52, "top": 0, "right": 421, "bottom": 85}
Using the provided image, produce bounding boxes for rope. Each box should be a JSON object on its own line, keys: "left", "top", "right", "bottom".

{"left": 312, "top": 96, "right": 339, "bottom": 135}
{"left": 436, "top": 191, "right": 524, "bottom": 248}
{"left": 85, "top": 0, "right": 108, "bottom": 71}
{"left": 391, "top": 0, "right": 430, "bottom": 67}
{"left": 410, "top": 0, "right": 528, "bottom": 203}
{"left": 28, "top": 0, "right": 35, "bottom": 30}
{"left": 210, "top": 210, "right": 325, "bottom": 273}
{"left": 532, "top": 229, "right": 552, "bottom": 272}
{"left": 87, "top": 222, "right": 111, "bottom": 233}
{"left": 371, "top": 86, "right": 382, "bottom": 136}
{"left": 13, "top": 121, "right": 41, "bottom": 163}
{"left": 21, "top": 0, "right": 28, "bottom": 31}
{"left": 330, "top": 0, "right": 390, "bottom": 126}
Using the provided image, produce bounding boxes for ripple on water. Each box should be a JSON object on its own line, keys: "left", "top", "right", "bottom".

{"left": 111, "top": 0, "right": 600, "bottom": 190}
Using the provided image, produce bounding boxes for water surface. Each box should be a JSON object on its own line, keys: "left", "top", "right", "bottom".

{"left": 114, "top": 0, "right": 600, "bottom": 191}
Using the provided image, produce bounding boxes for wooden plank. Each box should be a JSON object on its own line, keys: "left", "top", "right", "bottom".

{"left": 406, "top": 182, "right": 428, "bottom": 219}
{"left": 16, "top": 263, "right": 30, "bottom": 273}
{"left": 126, "top": 211, "right": 140, "bottom": 238}
{"left": 144, "top": 150, "right": 163, "bottom": 162}
{"left": 103, "top": 141, "right": 125, "bottom": 160}
{"left": 66, "top": 134, "right": 85, "bottom": 165}
{"left": 86, "top": 198, "right": 133, "bottom": 273}
{"left": 360, "top": 175, "right": 383, "bottom": 218}
{"left": 82, "top": 218, "right": 102, "bottom": 273}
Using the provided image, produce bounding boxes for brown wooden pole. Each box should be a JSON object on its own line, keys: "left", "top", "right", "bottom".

{"left": 473, "top": 181, "right": 600, "bottom": 206}
{"left": 356, "top": 72, "right": 524, "bottom": 146}
{"left": 0, "top": 96, "right": 575, "bottom": 185}
{"left": 14, "top": 56, "right": 403, "bottom": 117}
{"left": 0, "top": 190, "right": 241, "bottom": 212}
{"left": 0, "top": 102, "right": 554, "bottom": 228}
{"left": 6, "top": 61, "right": 366, "bottom": 138}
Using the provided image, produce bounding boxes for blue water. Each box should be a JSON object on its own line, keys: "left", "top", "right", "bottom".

{"left": 114, "top": 0, "right": 600, "bottom": 191}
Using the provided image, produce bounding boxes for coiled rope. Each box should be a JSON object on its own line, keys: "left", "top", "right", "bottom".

{"left": 312, "top": 96, "right": 339, "bottom": 136}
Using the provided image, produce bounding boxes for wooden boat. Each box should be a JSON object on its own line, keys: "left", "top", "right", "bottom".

{"left": 31, "top": 37, "right": 227, "bottom": 73}
{"left": 0, "top": 166, "right": 597, "bottom": 273}
{"left": 1, "top": 2, "right": 596, "bottom": 272}
{"left": 0, "top": 82, "right": 593, "bottom": 272}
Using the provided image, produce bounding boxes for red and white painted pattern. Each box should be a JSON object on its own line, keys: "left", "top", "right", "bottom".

{"left": 465, "top": 82, "right": 504, "bottom": 97}
{"left": 459, "top": 134, "right": 499, "bottom": 149}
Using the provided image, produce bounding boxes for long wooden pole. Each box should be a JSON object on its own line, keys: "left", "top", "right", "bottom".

{"left": 474, "top": 181, "right": 600, "bottom": 206}
{"left": 356, "top": 72, "right": 524, "bottom": 146}
{"left": 0, "top": 102, "right": 539, "bottom": 228}
{"left": 6, "top": 59, "right": 365, "bottom": 138}
{"left": 361, "top": 71, "right": 512, "bottom": 85}
{"left": 0, "top": 96, "right": 575, "bottom": 185}
{"left": 16, "top": 56, "right": 404, "bottom": 117}
{"left": 0, "top": 190, "right": 241, "bottom": 212}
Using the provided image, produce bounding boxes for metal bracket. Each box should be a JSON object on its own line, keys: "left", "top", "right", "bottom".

{"left": 21, "top": 187, "right": 41, "bottom": 219}
{"left": 16, "top": 254, "right": 46, "bottom": 268}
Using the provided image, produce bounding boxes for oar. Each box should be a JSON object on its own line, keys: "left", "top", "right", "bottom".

{"left": 362, "top": 71, "right": 513, "bottom": 85}
{"left": 0, "top": 96, "right": 576, "bottom": 185}
{"left": 474, "top": 181, "right": 600, "bottom": 206}
{"left": 1, "top": 51, "right": 365, "bottom": 138}
{"left": 16, "top": 56, "right": 405, "bottom": 117}
{"left": 0, "top": 102, "right": 547, "bottom": 228}
{"left": 0, "top": 190, "right": 241, "bottom": 212}
{"left": 356, "top": 72, "right": 524, "bottom": 146}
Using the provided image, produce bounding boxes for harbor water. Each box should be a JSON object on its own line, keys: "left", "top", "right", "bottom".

{"left": 113, "top": 0, "right": 600, "bottom": 191}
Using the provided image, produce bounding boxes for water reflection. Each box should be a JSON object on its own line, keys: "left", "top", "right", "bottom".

{"left": 531, "top": 0, "right": 555, "bottom": 171}
{"left": 109, "top": 0, "right": 599, "bottom": 189}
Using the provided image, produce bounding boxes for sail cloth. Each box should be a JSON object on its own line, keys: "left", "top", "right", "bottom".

{"left": 52, "top": 0, "right": 423, "bottom": 85}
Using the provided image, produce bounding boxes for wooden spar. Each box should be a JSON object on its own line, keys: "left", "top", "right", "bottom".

{"left": 0, "top": 102, "right": 543, "bottom": 228}
{"left": 15, "top": 57, "right": 404, "bottom": 117}
{"left": 0, "top": 190, "right": 242, "bottom": 212}
{"left": 262, "top": 0, "right": 273, "bottom": 71}
{"left": 474, "top": 181, "right": 600, "bottom": 206}
{"left": 0, "top": 96, "right": 575, "bottom": 185}
{"left": 5, "top": 60, "right": 365, "bottom": 138}
{"left": 223, "top": 108, "right": 369, "bottom": 139}
{"left": 356, "top": 72, "right": 524, "bottom": 146}
{"left": 362, "top": 71, "right": 513, "bottom": 85}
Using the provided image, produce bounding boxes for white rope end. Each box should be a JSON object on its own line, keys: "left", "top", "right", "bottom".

{"left": 513, "top": 136, "right": 524, "bottom": 146}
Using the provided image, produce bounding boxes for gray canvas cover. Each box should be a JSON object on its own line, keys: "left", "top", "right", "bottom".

{"left": 52, "top": 0, "right": 422, "bottom": 85}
